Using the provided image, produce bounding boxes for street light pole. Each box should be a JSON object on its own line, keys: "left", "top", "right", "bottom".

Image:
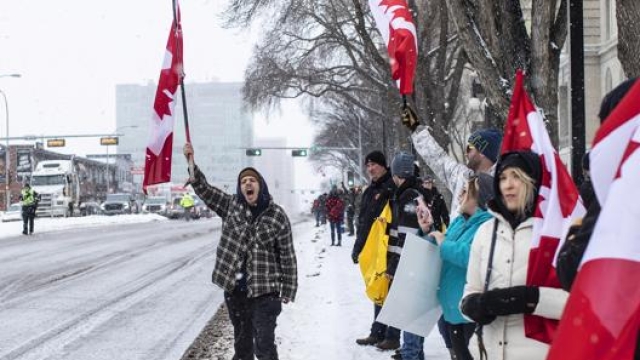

{"left": 1, "top": 90, "right": 9, "bottom": 209}
{"left": 0, "top": 74, "right": 21, "bottom": 210}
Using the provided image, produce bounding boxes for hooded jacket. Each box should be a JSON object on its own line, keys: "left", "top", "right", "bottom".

{"left": 191, "top": 165, "right": 298, "bottom": 300}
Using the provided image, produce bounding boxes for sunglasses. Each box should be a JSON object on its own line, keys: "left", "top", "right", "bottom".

{"left": 466, "top": 143, "right": 476, "bottom": 153}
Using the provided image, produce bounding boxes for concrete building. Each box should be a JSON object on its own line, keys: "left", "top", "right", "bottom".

{"left": 115, "top": 81, "right": 254, "bottom": 193}
{"left": 251, "top": 138, "right": 296, "bottom": 214}
{"left": 557, "top": 0, "right": 625, "bottom": 164}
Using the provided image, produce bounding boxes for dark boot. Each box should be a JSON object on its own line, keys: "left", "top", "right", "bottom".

{"left": 356, "top": 336, "right": 380, "bottom": 346}
{"left": 376, "top": 339, "right": 401, "bottom": 351}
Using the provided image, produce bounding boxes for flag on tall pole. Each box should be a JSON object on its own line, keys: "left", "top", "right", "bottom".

{"left": 143, "top": 1, "right": 183, "bottom": 193}
{"left": 501, "top": 70, "right": 586, "bottom": 344}
{"left": 368, "top": 0, "right": 418, "bottom": 95}
{"left": 547, "top": 79, "right": 640, "bottom": 360}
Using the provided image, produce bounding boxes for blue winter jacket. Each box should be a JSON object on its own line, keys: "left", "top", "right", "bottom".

{"left": 437, "top": 209, "right": 492, "bottom": 324}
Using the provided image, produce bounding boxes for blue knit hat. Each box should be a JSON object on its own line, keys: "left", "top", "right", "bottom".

{"left": 468, "top": 129, "right": 503, "bottom": 163}
{"left": 391, "top": 152, "right": 415, "bottom": 179}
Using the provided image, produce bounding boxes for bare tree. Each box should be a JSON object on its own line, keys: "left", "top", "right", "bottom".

{"left": 223, "top": 0, "right": 467, "bottom": 178}
{"left": 444, "top": 0, "right": 568, "bottom": 145}
{"left": 617, "top": 0, "right": 640, "bottom": 78}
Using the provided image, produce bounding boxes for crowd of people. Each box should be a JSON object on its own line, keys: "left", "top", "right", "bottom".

{"left": 181, "top": 78, "right": 638, "bottom": 360}
{"left": 345, "top": 78, "right": 639, "bottom": 360}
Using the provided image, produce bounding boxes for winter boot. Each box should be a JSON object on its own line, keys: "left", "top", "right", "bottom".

{"left": 355, "top": 336, "right": 380, "bottom": 346}
{"left": 376, "top": 339, "right": 401, "bottom": 351}
{"left": 391, "top": 352, "right": 402, "bottom": 360}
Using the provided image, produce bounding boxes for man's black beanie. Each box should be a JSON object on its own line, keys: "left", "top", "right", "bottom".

{"left": 364, "top": 150, "right": 387, "bottom": 168}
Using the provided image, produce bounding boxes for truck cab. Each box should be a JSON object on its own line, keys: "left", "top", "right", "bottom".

{"left": 30, "top": 160, "right": 79, "bottom": 217}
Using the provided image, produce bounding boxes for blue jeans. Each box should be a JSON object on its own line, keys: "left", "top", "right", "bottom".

{"left": 400, "top": 331, "right": 424, "bottom": 360}
{"left": 329, "top": 221, "right": 342, "bottom": 244}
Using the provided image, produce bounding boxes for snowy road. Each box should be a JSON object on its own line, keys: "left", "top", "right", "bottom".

{"left": 0, "top": 218, "right": 225, "bottom": 360}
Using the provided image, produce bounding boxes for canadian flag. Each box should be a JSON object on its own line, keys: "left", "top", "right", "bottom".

{"left": 502, "top": 70, "right": 586, "bottom": 344}
{"left": 547, "top": 79, "right": 640, "bottom": 360}
{"left": 368, "top": 0, "right": 418, "bottom": 94}
{"left": 143, "top": 4, "right": 183, "bottom": 193}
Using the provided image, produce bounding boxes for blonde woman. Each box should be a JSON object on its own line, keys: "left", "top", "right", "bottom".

{"left": 460, "top": 151, "right": 568, "bottom": 360}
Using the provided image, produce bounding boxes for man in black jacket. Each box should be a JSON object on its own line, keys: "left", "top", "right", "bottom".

{"left": 353, "top": 150, "right": 397, "bottom": 348}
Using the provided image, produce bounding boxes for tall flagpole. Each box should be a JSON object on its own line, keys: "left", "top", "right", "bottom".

{"left": 172, "top": 0, "right": 195, "bottom": 182}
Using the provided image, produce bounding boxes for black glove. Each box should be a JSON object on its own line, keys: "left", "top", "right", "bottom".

{"left": 460, "top": 293, "right": 497, "bottom": 325}
{"left": 401, "top": 105, "right": 420, "bottom": 133}
{"left": 351, "top": 251, "right": 359, "bottom": 264}
{"left": 482, "top": 286, "right": 540, "bottom": 316}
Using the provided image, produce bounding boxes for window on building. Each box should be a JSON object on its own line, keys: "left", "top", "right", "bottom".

{"left": 605, "top": 0, "right": 613, "bottom": 40}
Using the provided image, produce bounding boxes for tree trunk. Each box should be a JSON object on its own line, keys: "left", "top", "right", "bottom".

{"left": 617, "top": 0, "right": 640, "bottom": 78}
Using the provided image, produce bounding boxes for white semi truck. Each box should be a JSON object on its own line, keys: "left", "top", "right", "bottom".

{"left": 30, "top": 160, "right": 80, "bottom": 217}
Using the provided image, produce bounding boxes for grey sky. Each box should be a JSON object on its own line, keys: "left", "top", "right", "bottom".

{"left": 0, "top": 0, "right": 322, "bottom": 190}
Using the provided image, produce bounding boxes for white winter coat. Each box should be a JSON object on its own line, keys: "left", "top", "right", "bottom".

{"left": 462, "top": 212, "right": 569, "bottom": 360}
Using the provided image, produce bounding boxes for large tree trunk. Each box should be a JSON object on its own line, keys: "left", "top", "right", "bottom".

{"left": 617, "top": 0, "right": 640, "bottom": 78}
{"left": 443, "top": 0, "right": 567, "bottom": 146}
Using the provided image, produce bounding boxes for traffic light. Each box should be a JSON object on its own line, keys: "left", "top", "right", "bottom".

{"left": 246, "top": 148, "right": 262, "bottom": 156}
{"left": 47, "top": 139, "right": 66, "bottom": 147}
{"left": 291, "top": 149, "right": 308, "bottom": 157}
{"left": 347, "top": 171, "right": 354, "bottom": 187}
{"left": 100, "top": 137, "right": 119, "bottom": 146}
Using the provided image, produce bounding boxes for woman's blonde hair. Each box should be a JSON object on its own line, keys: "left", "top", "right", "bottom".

{"left": 503, "top": 167, "right": 536, "bottom": 218}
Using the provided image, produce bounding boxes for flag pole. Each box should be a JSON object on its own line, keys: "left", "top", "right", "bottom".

{"left": 172, "top": 0, "right": 195, "bottom": 183}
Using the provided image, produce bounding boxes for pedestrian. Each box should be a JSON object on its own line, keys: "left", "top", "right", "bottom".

{"left": 325, "top": 185, "right": 345, "bottom": 246}
{"left": 311, "top": 197, "right": 321, "bottom": 226}
{"left": 180, "top": 192, "right": 195, "bottom": 221}
{"left": 460, "top": 150, "right": 568, "bottom": 360}
{"left": 385, "top": 152, "right": 424, "bottom": 357}
{"left": 421, "top": 174, "right": 494, "bottom": 360}
{"left": 19, "top": 183, "right": 39, "bottom": 235}
{"left": 183, "top": 143, "right": 298, "bottom": 360}
{"left": 421, "top": 176, "right": 450, "bottom": 232}
{"left": 353, "top": 150, "right": 397, "bottom": 347}
{"left": 402, "top": 108, "right": 502, "bottom": 220}
{"left": 342, "top": 182, "right": 357, "bottom": 236}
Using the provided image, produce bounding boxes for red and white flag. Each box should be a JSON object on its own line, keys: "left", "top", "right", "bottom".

{"left": 547, "top": 79, "right": 640, "bottom": 360}
{"left": 143, "top": 4, "right": 183, "bottom": 193}
{"left": 502, "top": 70, "right": 586, "bottom": 344}
{"left": 368, "top": 0, "right": 418, "bottom": 94}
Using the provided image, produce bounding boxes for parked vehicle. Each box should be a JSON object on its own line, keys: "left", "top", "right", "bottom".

{"left": 1, "top": 203, "right": 22, "bottom": 222}
{"left": 165, "top": 197, "right": 184, "bottom": 219}
{"left": 79, "top": 201, "right": 102, "bottom": 216}
{"left": 101, "top": 193, "right": 137, "bottom": 215}
{"left": 142, "top": 196, "right": 168, "bottom": 215}
{"left": 30, "top": 160, "right": 79, "bottom": 217}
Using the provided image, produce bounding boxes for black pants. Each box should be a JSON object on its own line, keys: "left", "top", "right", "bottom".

{"left": 224, "top": 289, "right": 282, "bottom": 360}
{"left": 448, "top": 322, "right": 476, "bottom": 360}
{"left": 346, "top": 212, "right": 355, "bottom": 235}
{"left": 22, "top": 206, "right": 35, "bottom": 234}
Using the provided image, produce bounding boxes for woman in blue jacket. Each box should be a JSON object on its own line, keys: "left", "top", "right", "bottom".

{"left": 418, "top": 174, "right": 494, "bottom": 360}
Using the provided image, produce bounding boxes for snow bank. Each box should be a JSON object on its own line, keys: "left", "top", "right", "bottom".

{"left": 0, "top": 214, "right": 168, "bottom": 240}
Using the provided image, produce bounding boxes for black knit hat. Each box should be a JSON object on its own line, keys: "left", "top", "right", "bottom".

{"left": 598, "top": 78, "right": 638, "bottom": 122}
{"left": 365, "top": 150, "right": 387, "bottom": 168}
{"left": 497, "top": 151, "right": 542, "bottom": 187}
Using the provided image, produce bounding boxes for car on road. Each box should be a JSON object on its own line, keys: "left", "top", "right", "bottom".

{"left": 2, "top": 203, "right": 22, "bottom": 222}
{"left": 101, "top": 193, "right": 138, "bottom": 215}
{"left": 79, "top": 201, "right": 103, "bottom": 216}
{"left": 142, "top": 196, "right": 168, "bottom": 215}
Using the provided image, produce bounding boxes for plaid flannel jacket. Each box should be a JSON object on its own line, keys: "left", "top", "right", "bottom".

{"left": 191, "top": 166, "right": 298, "bottom": 301}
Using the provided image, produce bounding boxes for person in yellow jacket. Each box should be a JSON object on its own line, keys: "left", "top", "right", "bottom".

{"left": 19, "top": 183, "right": 39, "bottom": 235}
{"left": 180, "top": 193, "right": 195, "bottom": 221}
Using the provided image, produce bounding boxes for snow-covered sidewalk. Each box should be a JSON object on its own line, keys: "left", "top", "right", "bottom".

{"left": 0, "top": 213, "right": 168, "bottom": 240}
{"left": 274, "top": 222, "right": 450, "bottom": 360}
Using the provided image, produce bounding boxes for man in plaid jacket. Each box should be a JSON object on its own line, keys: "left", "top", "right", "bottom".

{"left": 184, "top": 143, "right": 298, "bottom": 360}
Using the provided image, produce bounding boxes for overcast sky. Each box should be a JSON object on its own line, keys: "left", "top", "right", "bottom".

{"left": 0, "top": 0, "right": 323, "bottom": 190}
